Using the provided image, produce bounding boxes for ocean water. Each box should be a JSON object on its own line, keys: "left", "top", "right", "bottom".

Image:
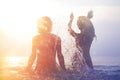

{"left": 0, "top": 57, "right": 120, "bottom": 80}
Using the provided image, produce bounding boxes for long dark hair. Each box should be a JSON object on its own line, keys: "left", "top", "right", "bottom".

{"left": 77, "top": 11, "right": 96, "bottom": 40}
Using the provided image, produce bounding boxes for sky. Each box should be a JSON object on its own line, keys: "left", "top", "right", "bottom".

{"left": 0, "top": 0, "right": 120, "bottom": 65}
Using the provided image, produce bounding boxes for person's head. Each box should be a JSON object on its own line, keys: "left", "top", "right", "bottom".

{"left": 77, "top": 10, "right": 93, "bottom": 31}
{"left": 37, "top": 16, "right": 52, "bottom": 33}
{"left": 77, "top": 16, "right": 87, "bottom": 31}
{"left": 77, "top": 10, "right": 95, "bottom": 38}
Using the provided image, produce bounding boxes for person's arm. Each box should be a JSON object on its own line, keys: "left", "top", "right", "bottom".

{"left": 68, "top": 12, "right": 77, "bottom": 38}
{"left": 56, "top": 37, "right": 66, "bottom": 71}
{"left": 26, "top": 37, "right": 37, "bottom": 70}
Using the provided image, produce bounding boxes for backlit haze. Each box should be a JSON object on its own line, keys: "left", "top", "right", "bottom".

{"left": 0, "top": 0, "right": 120, "bottom": 65}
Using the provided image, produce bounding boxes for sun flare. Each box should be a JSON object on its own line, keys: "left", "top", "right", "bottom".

{"left": 7, "top": 56, "right": 24, "bottom": 67}
{"left": 8, "top": 57, "right": 21, "bottom": 66}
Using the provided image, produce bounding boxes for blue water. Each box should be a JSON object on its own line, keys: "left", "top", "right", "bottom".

{"left": 0, "top": 57, "right": 120, "bottom": 80}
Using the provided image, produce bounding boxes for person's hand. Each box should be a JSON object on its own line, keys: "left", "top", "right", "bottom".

{"left": 68, "top": 12, "right": 74, "bottom": 28}
{"left": 70, "top": 12, "right": 74, "bottom": 20}
{"left": 24, "top": 66, "right": 35, "bottom": 74}
{"left": 61, "top": 64, "right": 66, "bottom": 71}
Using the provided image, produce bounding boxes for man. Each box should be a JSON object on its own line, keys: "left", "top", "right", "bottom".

{"left": 26, "top": 16, "right": 66, "bottom": 74}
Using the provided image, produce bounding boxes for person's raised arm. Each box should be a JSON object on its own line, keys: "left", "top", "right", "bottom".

{"left": 56, "top": 37, "right": 66, "bottom": 71}
{"left": 68, "top": 12, "right": 77, "bottom": 38}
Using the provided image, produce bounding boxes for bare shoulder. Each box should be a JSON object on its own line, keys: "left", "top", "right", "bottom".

{"left": 33, "top": 35, "right": 38, "bottom": 40}
{"left": 32, "top": 35, "right": 42, "bottom": 42}
{"left": 51, "top": 33, "right": 61, "bottom": 41}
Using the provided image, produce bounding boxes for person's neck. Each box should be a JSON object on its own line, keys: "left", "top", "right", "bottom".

{"left": 40, "top": 32, "right": 51, "bottom": 35}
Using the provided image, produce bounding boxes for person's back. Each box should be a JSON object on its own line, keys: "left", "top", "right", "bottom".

{"left": 33, "top": 33, "right": 61, "bottom": 72}
{"left": 27, "top": 16, "right": 66, "bottom": 74}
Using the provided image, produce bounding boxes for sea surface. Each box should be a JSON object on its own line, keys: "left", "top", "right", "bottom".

{"left": 0, "top": 57, "right": 120, "bottom": 80}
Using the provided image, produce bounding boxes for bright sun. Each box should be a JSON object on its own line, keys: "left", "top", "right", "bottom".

{"left": 0, "top": 0, "right": 56, "bottom": 41}
{"left": 6, "top": 56, "right": 28, "bottom": 67}
{"left": 7, "top": 56, "right": 22, "bottom": 67}
{"left": 0, "top": 0, "right": 107, "bottom": 57}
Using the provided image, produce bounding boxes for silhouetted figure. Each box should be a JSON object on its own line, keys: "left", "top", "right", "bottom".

{"left": 68, "top": 11, "right": 95, "bottom": 69}
{"left": 26, "top": 16, "right": 66, "bottom": 74}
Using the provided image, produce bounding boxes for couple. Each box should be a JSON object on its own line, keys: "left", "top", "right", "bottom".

{"left": 26, "top": 11, "right": 95, "bottom": 74}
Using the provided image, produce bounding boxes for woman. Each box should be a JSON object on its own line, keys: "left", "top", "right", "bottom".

{"left": 68, "top": 11, "right": 95, "bottom": 69}
{"left": 26, "top": 16, "right": 66, "bottom": 74}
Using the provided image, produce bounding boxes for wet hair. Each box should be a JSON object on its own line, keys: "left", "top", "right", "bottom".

{"left": 37, "top": 16, "right": 52, "bottom": 32}
{"left": 77, "top": 11, "right": 95, "bottom": 39}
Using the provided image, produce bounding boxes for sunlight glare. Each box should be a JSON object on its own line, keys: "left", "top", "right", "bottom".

{"left": 7, "top": 56, "right": 24, "bottom": 67}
